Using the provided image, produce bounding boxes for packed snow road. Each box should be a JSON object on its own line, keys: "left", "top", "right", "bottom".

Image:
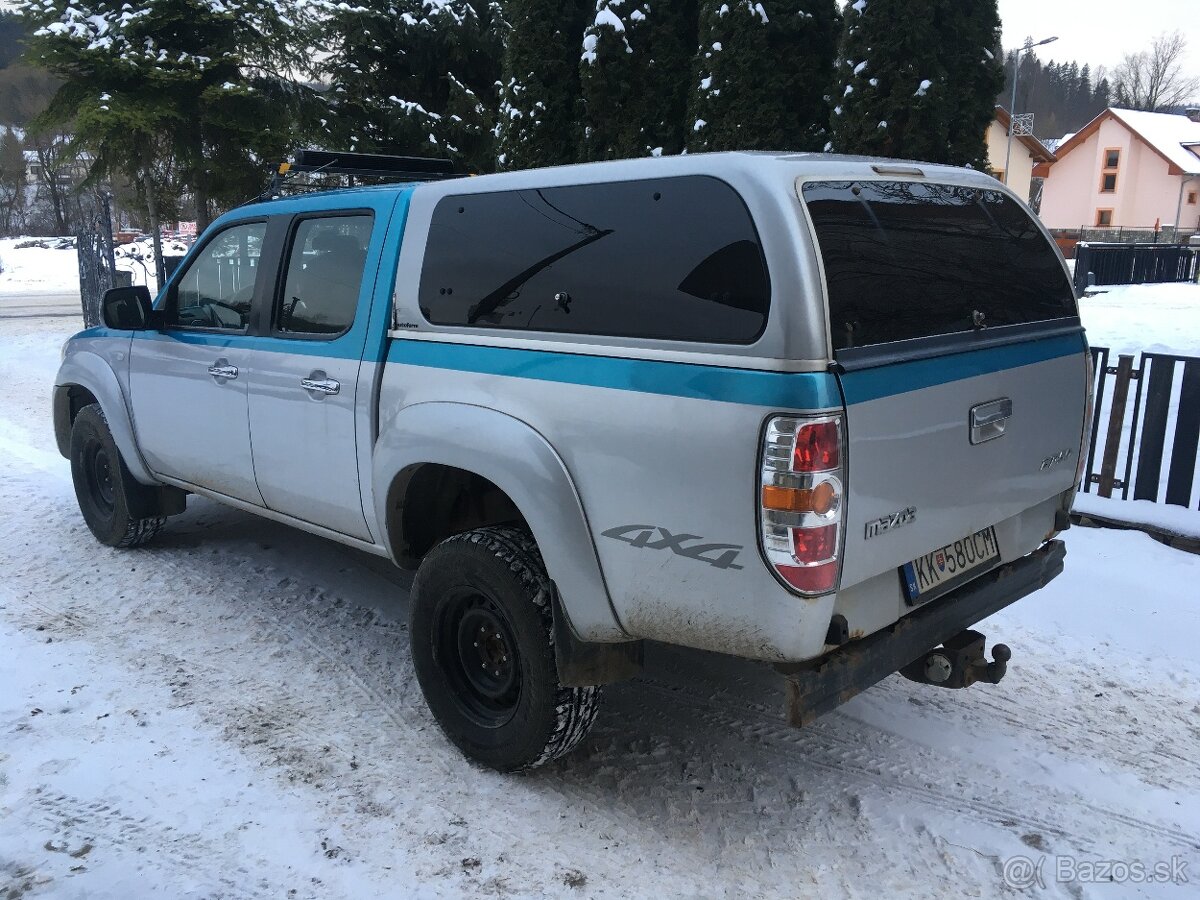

{"left": 2, "top": 315, "right": 1199, "bottom": 899}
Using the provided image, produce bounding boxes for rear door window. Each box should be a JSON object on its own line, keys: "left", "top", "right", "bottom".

{"left": 801, "top": 180, "right": 1077, "bottom": 353}
{"left": 419, "top": 176, "right": 770, "bottom": 344}
{"left": 276, "top": 214, "right": 373, "bottom": 337}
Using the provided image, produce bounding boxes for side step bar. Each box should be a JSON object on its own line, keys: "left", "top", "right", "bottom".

{"left": 779, "top": 539, "right": 1066, "bottom": 726}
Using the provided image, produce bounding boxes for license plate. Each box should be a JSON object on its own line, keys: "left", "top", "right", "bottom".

{"left": 901, "top": 527, "right": 1000, "bottom": 605}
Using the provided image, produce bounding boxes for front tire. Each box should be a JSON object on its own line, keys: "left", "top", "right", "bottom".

{"left": 69, "top": 404, "right": 165, "bottom": 548}
{"left": 409, "top": 526, "right": 601, "bottom": 772}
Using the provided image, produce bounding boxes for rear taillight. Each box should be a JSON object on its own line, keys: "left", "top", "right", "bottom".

{"left": 760, "top": 415, "right": 845, "bottom": 596}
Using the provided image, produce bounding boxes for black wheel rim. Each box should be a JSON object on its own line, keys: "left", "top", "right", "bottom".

{"left": 434, "top": 588, "right": 522, "bottom": 728}
{"left": 82, "top": 439, "right": 116, "bottom": 518}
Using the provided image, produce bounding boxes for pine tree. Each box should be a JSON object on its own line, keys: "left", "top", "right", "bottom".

{"left": 17, "top": 0, "right": 315, "bottom": 228}
{"left": 319, "top": 0, "right": 504, "bottom": 172}
{"left": 579, "top": 0, "right": 697, "bottom": 160}
{"left": 0, "top": 126, "right": 26, "bottom": 234}
{"left": 496, "top": 0, "right": 589, "bottom": 169}
{"left": 688, "top": 0, "right": 839, "bottom": 152}
{"left": 832, "top": 0, "right": 1003, "bottom": 169}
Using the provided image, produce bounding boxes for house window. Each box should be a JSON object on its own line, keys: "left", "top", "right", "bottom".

{"left": 1189, "top": 191, "right": 1198, "bottom": 205}
{"left": 1095, "top": 209, "right": 1113, "bottom": 227}
{"left": 1100, "top": 147, "right": 1120, "bottom": 193}
{"left": 992, "top": 169, "right": 1004, "bottom": 182}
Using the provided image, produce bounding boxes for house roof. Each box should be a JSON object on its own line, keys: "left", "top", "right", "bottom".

{"left": 1047, "top": 107, "right": 1200, "bottom": 176}
{"left": 993, "top": 106, "right": 1057, "bottom": 163}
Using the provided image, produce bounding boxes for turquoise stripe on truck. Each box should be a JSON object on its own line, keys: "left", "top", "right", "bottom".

{"left": 75, "top": 327, "right": 1083, "bottom": 411}
{"left": 838, "top": 332, "right": 1086, "bottom": 405}
{"left": 386, "top": 332, "right": 1085, "bottom": 409}
{"left": 387, "top": 340, "right": 843, "bottom": 409}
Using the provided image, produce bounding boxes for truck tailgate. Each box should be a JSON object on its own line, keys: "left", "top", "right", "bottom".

{"left": 835, "top": 334, "right": 1087, "bottom": 589}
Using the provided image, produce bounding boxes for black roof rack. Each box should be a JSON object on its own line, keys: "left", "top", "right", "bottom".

{"left": 287, "top": 149, "right": 458, "bottom": 181}
{"left": 254, "top": 149, "right": 463, "bottom": 203}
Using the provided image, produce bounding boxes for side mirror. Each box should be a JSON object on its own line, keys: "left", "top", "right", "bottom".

{"left": 101, "top": 285, "right": 155, "bottom": 330}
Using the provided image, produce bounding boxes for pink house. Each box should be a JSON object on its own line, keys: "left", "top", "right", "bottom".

{"left": 1034, "top": 107, "right": 1200, "bottom": 232}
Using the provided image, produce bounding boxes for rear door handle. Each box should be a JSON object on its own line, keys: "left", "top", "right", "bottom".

{"left": 301, "top": 377, "right": 340, "bottom": 395}
{"left": 208, "top": 362, "right": 239, "bottom": 380}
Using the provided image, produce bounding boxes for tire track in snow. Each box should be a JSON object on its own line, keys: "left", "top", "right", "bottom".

{"left": 4, "top": 412, "right": 1199, "bottom": 896}
{"left": 635, "top": 677, "right": 1200, "bottom": 854}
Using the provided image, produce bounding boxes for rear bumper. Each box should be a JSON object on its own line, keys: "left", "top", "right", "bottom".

{"left": 779, "top": 538, "right": 1066, "bottom": 725}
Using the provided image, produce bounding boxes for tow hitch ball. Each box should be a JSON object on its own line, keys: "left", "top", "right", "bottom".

{"left": 900, "top": 630, "right": 1010, "bottom": 689}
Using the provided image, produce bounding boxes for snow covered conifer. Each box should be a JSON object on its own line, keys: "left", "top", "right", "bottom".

{"left": 320, "top": 0, "right": 504, "bottom": 173}
{"left": 17, "top": 0, "right": 315, "bottom": 227}
{"left": 688, "top": 0, "right": 839, "bottom": 153}
{"left": 579, "top": 0, "right": 697, "bottom": 160}
{"left": 496, "top": 0, "right": 589, "bottom": 169}
{"left": 830, "top": 0, "right": 1003, "bottom": 169}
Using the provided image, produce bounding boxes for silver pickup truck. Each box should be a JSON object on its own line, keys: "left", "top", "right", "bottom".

{"left": 54, "top": 151, "right": 1090, "bottom": 771}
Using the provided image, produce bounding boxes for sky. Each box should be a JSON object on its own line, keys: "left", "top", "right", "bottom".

{"left": 997, "top": 0, "right": 1198, "bottom": 75}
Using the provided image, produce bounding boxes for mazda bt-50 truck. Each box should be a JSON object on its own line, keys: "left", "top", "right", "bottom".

{"left": 54, "top": 151, "right": 1090, "bottom": 771}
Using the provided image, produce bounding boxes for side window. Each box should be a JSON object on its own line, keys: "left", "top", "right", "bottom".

{"left": 173, "top": 221, "right": 266, "bottom": 331}
{"left": 419, "top": 176, "right": 770, "bottom": 344}
{"left": 276, "top": 215, "right": 373, "bottom": 337}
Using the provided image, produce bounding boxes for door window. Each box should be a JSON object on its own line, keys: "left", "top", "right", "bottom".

{"left": 173, "top": 221, "right": 265, "bottom": 331}
{"left": 276, "top": 215, "right": 373, "bottom": 336}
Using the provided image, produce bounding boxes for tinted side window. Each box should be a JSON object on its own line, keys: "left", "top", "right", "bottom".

{"left": 419, "top": 176, "right": 770, "bottom": 343}
{"left": 802, "top": 181, "right": 1077, "bottom": 352}
{"left": 277, "top": 215, "right": 373, "bottom": 336}
{"left": 174, "top": 221, "right": 265, "bottom": 331}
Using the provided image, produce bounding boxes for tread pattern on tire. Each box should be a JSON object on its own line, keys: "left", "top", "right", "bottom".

{"left": 440, "top": 525, "right": 602, "bottom": 770}
{"left": 84, "top": 404, "right": 166, "bottom": 548}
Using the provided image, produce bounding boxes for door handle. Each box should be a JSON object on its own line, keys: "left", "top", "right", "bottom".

{"left": 970, "top": 397, "right": 1012, "bottom": 444}
{"left": 301, "top": 376, "right": 340, "bottom": 395}
{"left": 208, "top": 362, "right": 239, "bottom": 380}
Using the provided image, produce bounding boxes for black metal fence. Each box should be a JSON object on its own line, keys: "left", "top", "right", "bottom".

{"left": 1073, "top": 243, "right": 1200, "bottom": 293}
{"left": 1083, "top": 346, "right": 1200, "bottom": 509}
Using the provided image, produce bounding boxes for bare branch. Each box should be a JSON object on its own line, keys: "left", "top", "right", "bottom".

{"left": 1113, "top": 30, "right": 1200, "bottom": 111}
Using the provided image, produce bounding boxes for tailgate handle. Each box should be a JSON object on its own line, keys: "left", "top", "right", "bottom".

{"left": 970, "top": 398, "right": 1011, "bottom": 444}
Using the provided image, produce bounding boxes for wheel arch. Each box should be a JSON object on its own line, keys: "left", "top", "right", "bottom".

{"left": 372, "top": 402, "right": 627, "bottom": 643}
{"left": 55, "top": 352, "right": 157, "bottom": 485}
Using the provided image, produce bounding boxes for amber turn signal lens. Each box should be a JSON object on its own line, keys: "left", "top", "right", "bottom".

{"left": 761, "top": 484, "right": 809, "bottom": 512}
{"left": 761, "top": 481, "right": 839, "bottom": 515}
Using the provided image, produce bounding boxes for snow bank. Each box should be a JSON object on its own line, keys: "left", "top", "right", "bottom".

{"left": 1074, "top": 492, "right": 1200, "bottom": 540}
{"left": 1079, "top": 282, "right": 1200, "bottom": 358}
{"left": 0, "top": 238, "right": 81, "bottom": 294}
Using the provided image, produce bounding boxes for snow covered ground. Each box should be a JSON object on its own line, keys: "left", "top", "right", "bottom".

{"left": 0, "top": 237, "right": 188, "bottom": 297}
{"left": 0, "top": 238, "right": 81, "bottom": 294}
{"left": 2, "top": 313, "right": 1200, "bottom": 897}
{"left": 1079, "top": 282, "right": 1200, "bottom": 359}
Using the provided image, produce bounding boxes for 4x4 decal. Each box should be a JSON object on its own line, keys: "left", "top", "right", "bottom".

{"left": 601, "top": 524, "right": 744, "bottom": 570}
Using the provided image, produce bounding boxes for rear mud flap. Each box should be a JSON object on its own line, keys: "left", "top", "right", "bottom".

{"left": 779, "top": 539, "right": 1065, "bottom": 726}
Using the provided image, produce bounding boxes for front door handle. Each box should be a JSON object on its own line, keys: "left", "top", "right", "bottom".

{"left": 208, "top": 361, "right": 239, "bottom": 380}
{"left": 301, "top": 376, "right": 340, "bottom": 396}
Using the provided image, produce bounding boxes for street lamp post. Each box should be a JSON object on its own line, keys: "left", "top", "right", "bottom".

{"left": 1004, "top": 35, "right": 1058, "bottom": 186}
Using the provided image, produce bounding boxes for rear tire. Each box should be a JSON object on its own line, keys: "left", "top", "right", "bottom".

{"left": 69, "top": 404, "right": 165, "bottom": 548}
{"left": 409, "top": 526, "right": 601, "bottom": 772}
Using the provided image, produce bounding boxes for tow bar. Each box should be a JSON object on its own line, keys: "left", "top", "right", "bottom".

{"left": 899, "top": 630, "right": 1010, "bottom": 689}
{"left": 779, "top": 540, "right": 1064, "bottom": 727}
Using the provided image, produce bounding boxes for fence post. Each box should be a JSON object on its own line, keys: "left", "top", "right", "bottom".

{"left": 1097, "top": 354, "right": 1135, "bottom": 498}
